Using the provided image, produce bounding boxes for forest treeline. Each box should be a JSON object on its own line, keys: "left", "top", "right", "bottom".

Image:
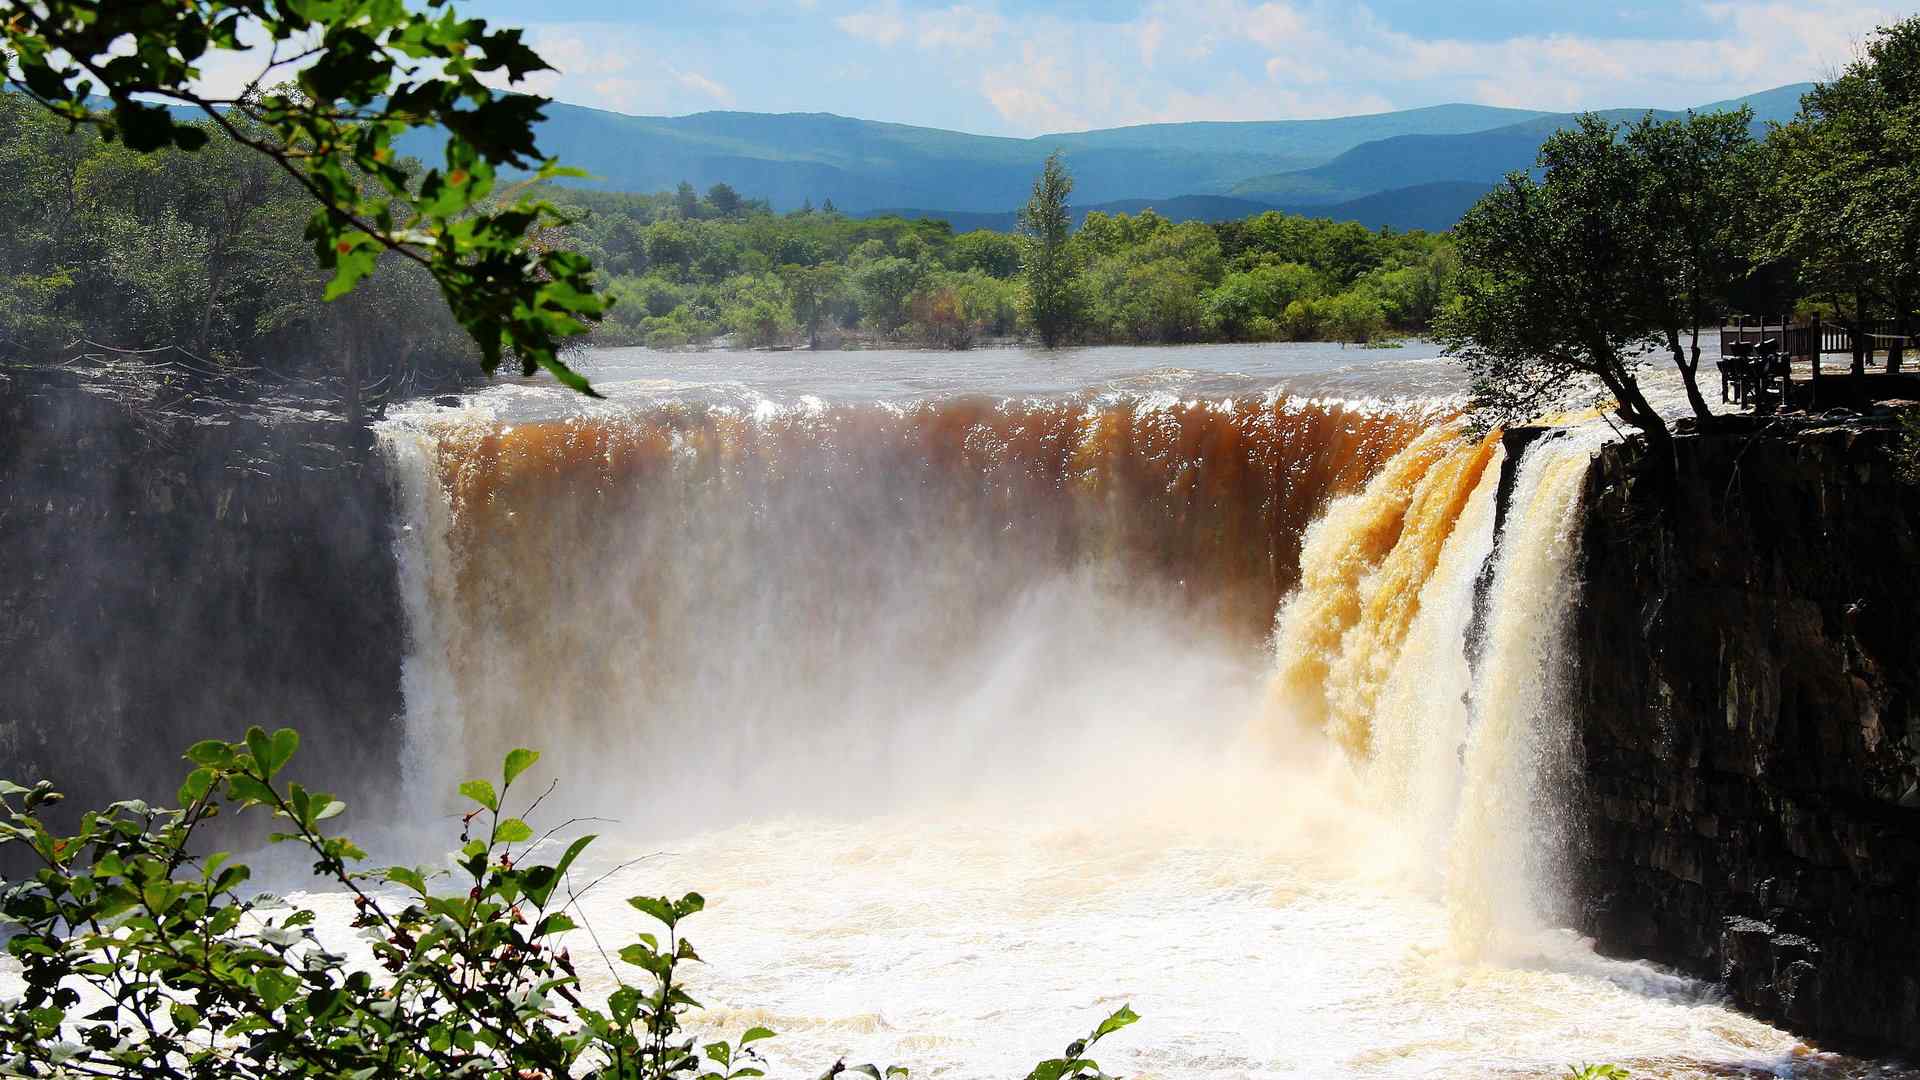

{"left": 0, "top": 92, "right": 1455, "bottom": 375}
{"left": 0, "top": 94, "right": 477, "bottom": 397}
{"left": 546, "top": 180, "right": 1456, "bottom": 349}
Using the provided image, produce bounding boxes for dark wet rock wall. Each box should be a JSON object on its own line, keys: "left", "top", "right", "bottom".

{"left": 1567, "top": 421, "right": 1920, "bottom": 1054}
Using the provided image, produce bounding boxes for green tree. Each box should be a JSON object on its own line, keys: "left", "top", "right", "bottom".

{"left": 674, "top": 181, "right": 701, "bottom": 220}
{"left": 1439, "top": 115, "right": 1671, "bottom": 448}
{"left": 1018, "top": 150, "right": 1079, "bottom": 347}
{"left": 780, "top": 263, "right": 844, "bottom": 349}
{"left": 706, "top": 182, "right": 745, "bottom": 218}
{"left": 1322, "top": 290, "right": 1388, "bottom": 344}
{"left": 948, "top": 229, "right": 1023, "bottom": 278}
{"left": 1768, "top": 17, "right": 1920, "bottom": 375}
{"left": 4, "top": 0, "right": 610, "bottom": 393}
{"left": 853, "top": 255, "right": 925, "bottom": 333}
{"left": 1628, "top": 109, "right": 1765, "bottom": 420}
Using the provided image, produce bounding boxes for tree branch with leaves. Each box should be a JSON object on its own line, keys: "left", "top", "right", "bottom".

{"left": 5, "top": 0, "right": 609, "bottom": 394}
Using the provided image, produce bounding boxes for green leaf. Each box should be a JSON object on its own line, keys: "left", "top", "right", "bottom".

{"left": 385, "top": 866, "right": 428, "bottom": 895}
{"left": 458, "top": 780, "right": 499, "bottom": 812}
{"left": 525, "top": 832, "right": 595, "bottom": 907}
{"left": 1091, "top": 1005, "right": 1139, "bottom": 1042}
{"left": 627, "top": 895, "right": 676, "bottom": 927}
{"left": 533, "top": 351, "right": 600, "bottom": 398}
{"left": 177, "top": 767, "right": 215, "bottom": 806}
{"left": 503, "top": 748, "right": 539, "bottom": 785}
{"left": 245, "top": 727, "right": 272, "bottom": 770}
{"left": 228, "top": 774, "right": 275, "bottom": 807}
{"left": 268, "top": 729, "right": 299, "bottom": 775}
{"left": 740, "top": 1026, "right": 777, "bottom": 1045}
{"left": 609, "top": 986, "right": 641, "bottom": 1025}
{"left": 185, "top": 740, "right": 234, "bottom": 767}
{"left": 307, "top": 987, "right": 343, "bottom": 1021}
{"left": 534, "top": 912, "right": 575, "bottom": 936}
{"left": 323, "top": 242, "right": 378, "bottom": 301}
{"left": 705, "top": 1042, "right": 731, "bottom": 1068}
{"left": 494, "top": 818, "right": 533, "bottom": 844}
{"left": 617, "top": 942, "right": 660, "bottom": 969}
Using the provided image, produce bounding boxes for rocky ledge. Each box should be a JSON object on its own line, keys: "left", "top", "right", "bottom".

{"left": 1566, "top": 416, "right": 1920, "bottom": 1054}
{"left": 0, "top": 361, "right": 408, "bottom": 815}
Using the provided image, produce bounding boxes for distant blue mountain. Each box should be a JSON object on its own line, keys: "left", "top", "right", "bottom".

{"left": 477, "top": 82, "right": 1812, "bottom": 233}
{"left": 410, "top": 100, "right": 1547, "bottom": 214}
{"left": 860, "top": 182, "right": 1498, "bottom": 235}
{"left": 1229, "top": 85, "right": 1812, "bottom": 205}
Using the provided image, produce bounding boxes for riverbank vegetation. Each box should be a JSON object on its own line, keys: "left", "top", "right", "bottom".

{"left": 0, "top": 733, "right": 1140, "bottom": 1079}
{"left": 0, "top": 94, "right": 479, "bottom": 401}
{"left": 1442, "top": 15, "right": 1920, "bottom": 443}
{"left": 537, "top": 179, "right": 1458, "bottom": 351}
{"left": 0, "top": 81, "right": 1460, "bottom": 367}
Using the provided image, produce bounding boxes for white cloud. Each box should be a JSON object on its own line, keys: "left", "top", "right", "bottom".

{"left": 919, "top": 5, "right": 1006, "bottom": 49}
{"left": 467, "top": 24, "right": 754, "bottom": 118}
{"left": 839, "top": 2, "right": 1006, "bottom": 51}
{"left": 1135, "top": 17, "right": 1166, "bottom": 68}
{"left": 837, "top": 3, "right": 910, "bottom": 46}
{"left": 675, "top": 70, "right": 737, "bottom": 106}
{"left": 417, "top": 2, "right": 1904, "bottom": 135}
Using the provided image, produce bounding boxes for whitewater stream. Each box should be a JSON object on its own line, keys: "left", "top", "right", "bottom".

{"left": 332, "top": 342, "right": 1906, "bottom": 1077}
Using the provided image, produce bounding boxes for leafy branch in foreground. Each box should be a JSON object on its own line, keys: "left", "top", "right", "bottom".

{"left": 5, "top": 0, "right": 607, "bottom": 393}
{"left": 0, "top": 729, "right": 1139, "bottom": 1079}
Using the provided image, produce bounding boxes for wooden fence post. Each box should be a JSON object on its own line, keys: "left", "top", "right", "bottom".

{"left": 1810, "top": 315, "right": 1822, "bottom": 409}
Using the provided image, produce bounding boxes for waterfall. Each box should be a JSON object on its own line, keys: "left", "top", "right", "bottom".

{"left": 383, "top": 388, "right": 1604, "bottom": 950}
{"left": 376, "top": 394, "right": 1436, "bottom": 823}
{"left": 355, "top": 388, "right": 1883, "bottom": 1077}
{"left": 1270, "top": 424, "right": 1600, "bottom": 950}
{"left": 1445, "top": 429, "right": 1598, "bottom": 957}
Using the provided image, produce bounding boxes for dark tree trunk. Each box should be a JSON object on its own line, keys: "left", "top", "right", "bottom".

{"left": 1667, "top": 325, "right": 1715, "bottom": 423}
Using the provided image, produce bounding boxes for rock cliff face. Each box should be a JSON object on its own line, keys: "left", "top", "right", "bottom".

{"left": 0, "top": 364, "right": 407, "bottom": 813}
{"left": 1568, "top": 419, "right": 1920, "bottom": 1054}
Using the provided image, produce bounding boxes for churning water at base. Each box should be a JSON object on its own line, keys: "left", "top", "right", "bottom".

{"left": 355, "top": 346, "right": 1902, "bottom": 1078}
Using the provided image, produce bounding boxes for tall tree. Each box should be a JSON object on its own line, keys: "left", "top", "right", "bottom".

{"left": 1018, "top": 151, "right": 1079, "bottom": 348}
{"left": 1439, "top": 116, "right": 1671, "bottom": 450}
{"left": 674, "top": 181, "right": 701, "bottom": 220}
{"left": 1628, "top": 108, "right": 1764, "bottom": 421}
{"left": 706, "top": 182, "right": 744, "bottom": 218}
{"left": 780, "top": 263, "right": 844, "bottom": 349}
{"left": 1768, "top": 16, "right": 1920, "bottom": 375}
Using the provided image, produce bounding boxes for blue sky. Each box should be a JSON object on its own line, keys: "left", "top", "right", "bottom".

{"left": 443, "top": 2, "right": 1901, "bottom": 134}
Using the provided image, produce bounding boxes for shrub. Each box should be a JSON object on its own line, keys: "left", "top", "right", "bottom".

{"left": 0, "top": 730, "right": 1139, "bottom": 1079}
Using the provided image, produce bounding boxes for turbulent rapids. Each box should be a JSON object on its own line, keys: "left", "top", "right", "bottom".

{"left": 362, "top": 347, "right": 1880, "bottom": 1078}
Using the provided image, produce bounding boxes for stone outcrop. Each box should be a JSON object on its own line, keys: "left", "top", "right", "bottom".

{"left": 0, "top": 363, "right": 407, "bottom": 814}
{"left": 1568, "top": 418, "right": 1920, "bottom": 1054}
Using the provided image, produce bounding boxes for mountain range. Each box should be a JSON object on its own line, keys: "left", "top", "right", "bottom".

{"left": 442, "top": 83, "right": 1814, "bottom": 233}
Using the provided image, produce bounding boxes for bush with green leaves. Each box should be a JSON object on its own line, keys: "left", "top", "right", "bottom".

{"left": 0, "top": 730, "right": 1138, "bottom": 1079}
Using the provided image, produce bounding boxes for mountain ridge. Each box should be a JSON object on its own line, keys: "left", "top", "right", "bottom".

{"left": 406, "top": 82, "right": 1812, "bottom": 231}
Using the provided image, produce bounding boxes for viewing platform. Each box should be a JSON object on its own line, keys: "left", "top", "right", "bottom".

{"left": 1715, "top": 315, "right": 1919, "bottom": 410}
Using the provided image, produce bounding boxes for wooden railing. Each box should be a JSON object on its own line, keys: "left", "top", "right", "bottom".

{"left": 1719, "top": 316, "right": 1903, "bottom": 360}
{"left": 1716, "top": 315, "right": 1916, "bottom": 407}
